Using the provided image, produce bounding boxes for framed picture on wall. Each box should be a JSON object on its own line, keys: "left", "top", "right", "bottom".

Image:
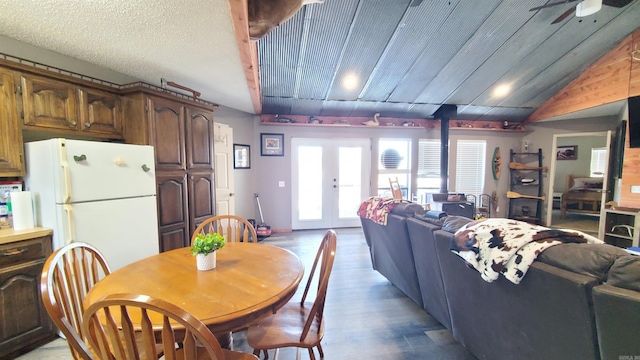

{"left": 260, "top": 133, "right": 284, "bottom": 156}
{"left": 556, "top": 145, "right": 577, "bottom": 160}
{"left": 233, "top": 144, "right": 251, "bottom": 169}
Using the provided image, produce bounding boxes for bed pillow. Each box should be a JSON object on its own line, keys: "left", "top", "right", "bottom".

{"left": 570, "top": 177, "right": 603, "bottom": 190}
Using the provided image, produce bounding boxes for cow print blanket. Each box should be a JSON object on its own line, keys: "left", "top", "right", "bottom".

{"left": 451, "top": 218, "right": 603, "bottom": 284}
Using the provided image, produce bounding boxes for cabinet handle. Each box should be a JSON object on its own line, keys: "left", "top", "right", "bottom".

{"left": 70, "top": 121, "right": 77, "bottom": 126}
{"left": 0, "top": 248, "right": 28, "bottom": 257}
{"left": 85, "top": 122, "right": 91, "bottom": 128}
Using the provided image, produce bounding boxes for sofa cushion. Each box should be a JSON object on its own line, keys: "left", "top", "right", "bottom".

{"left": 606, "top": 255, "right": 640, "bottom": 292}
{"left": 412, "top": 215, "right": 444, "bottom": 227}
{"left": 390, "top": 202, "right": 425, "bottom": 216}
{"left": 537, "top": 243, "right": 627, "bottom": 282}
{"left": 441, "top": 215, "right": 473, "bottom": 233}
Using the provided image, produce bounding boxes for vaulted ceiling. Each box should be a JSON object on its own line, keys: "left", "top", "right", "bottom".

{"left": 257, "top": 0, "right": 640, "bottom": 122}
{"left": 0, "top": 0, "right": 638, "bottom": 124}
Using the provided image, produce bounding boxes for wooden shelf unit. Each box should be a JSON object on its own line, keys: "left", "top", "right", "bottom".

{"left": 508, "top": 149, "right": 544, "bottom": 225}
{"left": 259, "top": 114, "right": 526, "bottom": 132}
{"left": 600, "top": 207, "right": 640, "bottom": 248}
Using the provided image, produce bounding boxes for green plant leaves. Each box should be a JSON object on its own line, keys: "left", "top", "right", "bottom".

{"left": 191, "top": 232, "right": 225, "bottom": 255}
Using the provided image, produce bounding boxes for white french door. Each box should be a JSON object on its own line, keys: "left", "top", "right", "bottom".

{"left": 291, "top": 138, "right": 370, "bottom": 229}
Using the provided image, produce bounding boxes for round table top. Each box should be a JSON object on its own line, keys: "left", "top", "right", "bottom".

{"left": 85, "top": 242, "right": 304, "bottom": 333}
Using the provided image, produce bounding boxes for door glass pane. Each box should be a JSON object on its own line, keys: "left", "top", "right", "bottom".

{"left": 338, "top": 146, "right": 362, "bottom": 219}
{"left": 298, "top": 145, "right": 322, "bottom": 220}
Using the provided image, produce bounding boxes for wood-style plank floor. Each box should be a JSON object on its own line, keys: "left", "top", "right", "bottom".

{"left": 17, "top": 228, "right": 476, "bottom": 360}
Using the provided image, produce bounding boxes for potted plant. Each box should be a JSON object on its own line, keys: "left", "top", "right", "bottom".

{"left": 191, "top": 232, "right": 225, "bottom": 271}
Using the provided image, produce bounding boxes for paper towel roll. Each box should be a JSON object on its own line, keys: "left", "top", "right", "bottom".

{"left": 11, "top": 191, "right": 34, "bottom": 230}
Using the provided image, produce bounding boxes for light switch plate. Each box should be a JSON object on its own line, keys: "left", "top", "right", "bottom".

{"left": 631, "top": 185, "right": 640, "bottom": 193}
{"left": 279, "top": 181, "right": 285, "bottom": 188}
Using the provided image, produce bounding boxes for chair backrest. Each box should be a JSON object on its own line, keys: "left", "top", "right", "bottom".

{"left": 192, "top": 215, "right": 259, "bottom": 245}
{"left": 389, "top": 177, "right": 402, "bottom": 200}
{"left": 82, "top": 293, "right": 227, "bottom": 360}
{"left": 298, "top": 229, "right": 337, "bottom": 341}
{"left": 41, "top": 242, "right": 111, "bottom": 360}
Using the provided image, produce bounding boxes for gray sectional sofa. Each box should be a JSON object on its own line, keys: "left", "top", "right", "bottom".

{"left": 359, "top": 200, "right": 640, "bottom": 360}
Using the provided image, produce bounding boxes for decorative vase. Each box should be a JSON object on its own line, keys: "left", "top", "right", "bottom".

{"left": 196, "top": 252, "right": 217, "bottom": 271}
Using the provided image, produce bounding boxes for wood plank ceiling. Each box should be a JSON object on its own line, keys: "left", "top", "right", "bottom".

{"left": 255, "top": 0, "right": 640, "bottom": 122}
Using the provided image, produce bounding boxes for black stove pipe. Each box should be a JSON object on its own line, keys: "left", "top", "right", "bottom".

{"left": 432, "top": 105, "right": 457, "bottom": 194}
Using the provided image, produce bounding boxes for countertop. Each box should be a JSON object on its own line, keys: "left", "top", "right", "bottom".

{"left": 0, "top": 227, "right": 53, "bottom": 245}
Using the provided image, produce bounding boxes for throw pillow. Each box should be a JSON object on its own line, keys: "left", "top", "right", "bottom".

{"left": 538, "top": 243, "right": 627, "bottom": 282}
{"left": 606, "top": 255, "right": 640, "bottom": 292}
{"left": 441, "top": 215, "right": 473, "bottom": 233}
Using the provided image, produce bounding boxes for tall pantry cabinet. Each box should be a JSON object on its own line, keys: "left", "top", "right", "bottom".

{"left": 123, "top": 89, "right": 218, "bottom": 252}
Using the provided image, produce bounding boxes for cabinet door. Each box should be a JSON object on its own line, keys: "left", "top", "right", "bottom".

{"left": 20, "top": 73, "right": 78, "bottom": 130}
{"left": 78, "top": 87, "right": 123, "bottom": 137}
{"left": 156, "top": 173, "right": 189, "bottom": 251}
{"left": 0, "top": 68, "right": 24, "bottom": 176}
{"left": 0, "top": 260, "right": 54, "bottom": 356}
{"left": 185, "top": 106, "right": 214, "bottom": 170}
{"left": 189, "top": 171, "right": 215, "bottom": 232}
{"left": 148, "top": 96, "right": 186, "bottom": 171}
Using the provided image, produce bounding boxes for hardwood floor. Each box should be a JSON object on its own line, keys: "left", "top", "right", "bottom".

{"left": 18, "top": 228, "right": 476, "bottom": 360}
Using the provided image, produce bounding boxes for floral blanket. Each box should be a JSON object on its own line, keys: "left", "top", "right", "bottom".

{"left": 451, "top": 218, "right": 603, "bottom": 284}
{"left": 357, "top": 196, "right": 409, "bottom": 226}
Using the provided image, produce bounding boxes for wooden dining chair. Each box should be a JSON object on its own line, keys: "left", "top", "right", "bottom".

{"left": 247, "top": 229, "right": 337, "bottom": 360}
{"left": 82, "top": 293, "right": 258, "bottom": 360}
{"left": 389, "top": 177, "right": 403, "bottom": 200}
{"left": 192, "top": 215, "right": 259, "bottom": 244}
{"left": 40, "top": 242, "right": 112, "bottom": 360}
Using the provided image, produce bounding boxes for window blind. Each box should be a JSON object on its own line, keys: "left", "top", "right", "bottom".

{"left": 590, "top": 147, "right": 607, "bottom": 177}
{"left": 455, "top": 140, "right": 486, "bottom": 197}
{"left": 418, "top": 140, "right": 440, "bottom": 178}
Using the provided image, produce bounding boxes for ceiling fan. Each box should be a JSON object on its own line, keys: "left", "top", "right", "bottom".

{"left": 530, "top": 0, "right": 633, "bottom": 24}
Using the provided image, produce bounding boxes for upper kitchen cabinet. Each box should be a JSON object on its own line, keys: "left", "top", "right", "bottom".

{"left": 15, "top": 71, "right": 123, "bottom": 139}
{"left": 19, "top": 73, "right": 78, "bottom": 131}
{"left": 0, "top": 68, "right": 24, "bottom": 176}
{"left": 185, "top": 106, "right": 214, "bottom": 170}
{"left": 78, "top": 87, "right": 123, "bottom": 136}
{"left": 123, "top": 90, "right": 216, "bottom": 172}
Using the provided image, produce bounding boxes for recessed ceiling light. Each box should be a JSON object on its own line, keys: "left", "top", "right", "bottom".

{"left": 342, "top": 73, "right": 359, "bottom": 90}
{"left": 493, "top": 83, "right": 511, "bottom": 98}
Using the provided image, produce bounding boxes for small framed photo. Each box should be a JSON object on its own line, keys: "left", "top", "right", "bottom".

{"left": 260, "top": 133, "right": 285, "bottom": 156}
{"left": 233, "top": 144, "right": 251, "bottom": 169}
{"left": 557, "top": 145, "right": 578, "bottom": 160}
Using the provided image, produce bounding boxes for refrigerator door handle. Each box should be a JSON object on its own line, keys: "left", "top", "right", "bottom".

{"left": 64, "top": 204, "right": 75, "bottom": 244}
{"left": 59, "top": 140, "right": 72, "bottom": 203}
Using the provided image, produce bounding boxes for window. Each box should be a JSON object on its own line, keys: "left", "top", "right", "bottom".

{"left": 590, "top": 147, "right": 607, "bottom": 177}
{"left": 416, "top": 140, "right": 441, "bottom": 201}
{"left": 378, "top": 139, "right": 410, "bottom": 198}
{"left": 455, "top": 140, "right": 486, "bottom": 197}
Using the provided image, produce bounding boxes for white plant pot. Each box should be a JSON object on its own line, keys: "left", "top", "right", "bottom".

{"left": 196, "top": 252, "right": 216, "bottom": 271}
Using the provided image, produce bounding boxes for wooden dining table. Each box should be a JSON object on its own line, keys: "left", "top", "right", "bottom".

{"left": 85, "top": 242, "right": 304, "bottom": 348}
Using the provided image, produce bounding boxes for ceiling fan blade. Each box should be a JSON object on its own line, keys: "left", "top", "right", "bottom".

{"left": 410, "top": 0, "right": 424, "bottom": 7}
{"left": 530, "top": 0, "right": 579, "bottom": 11}
{"left": 602, "top": 0, "right": 633, "bottom": 7}
{"left": 551, "top": 7, "right": 575, "bottom": 23}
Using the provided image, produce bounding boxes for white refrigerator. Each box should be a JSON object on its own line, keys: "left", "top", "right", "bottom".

{"left": 24, "top": 138, "right": 159, "bottom": 271}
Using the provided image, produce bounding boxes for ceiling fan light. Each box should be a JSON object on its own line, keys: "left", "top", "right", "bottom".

{"left": 575, "top": 0, "right": 602, "bottom": 17}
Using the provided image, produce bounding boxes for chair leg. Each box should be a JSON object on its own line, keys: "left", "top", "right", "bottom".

{"left": 317, "top": 343, "right": 324, "bottom": 358}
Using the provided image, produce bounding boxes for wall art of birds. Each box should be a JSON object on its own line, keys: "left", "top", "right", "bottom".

{"left": 362, "top": 113, "right": 380, "bottom": 126}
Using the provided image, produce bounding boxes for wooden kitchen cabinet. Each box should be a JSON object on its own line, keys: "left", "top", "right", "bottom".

{"left": 156, "top": 173, "right": 189, "bottom": 252}
{"left": 0, "top": 68, "right": 24, "bottom": 176}
{"left": 189, "top": 171, "right": 215, "bottom": 230}
{"left": 0, "top": 232, "right": 55, "bottom": 358}
{"left": 185, "top": 106, "right": 215, "bottom": 170}
{"left": 19, "top": 73, "right": 78, "bottom": 131}
{"left": 17, "top": 71, "right": 123, "bottom": 139}
{"left": 78, "top": 86, "right": 123, "bottom": 136}
{"left": 124, "top": 89, "right": 217, "bottom": 251}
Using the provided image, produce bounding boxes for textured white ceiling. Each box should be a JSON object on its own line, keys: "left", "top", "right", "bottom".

{"left": 0, "top": 0, "right": 254, "bottom": 113}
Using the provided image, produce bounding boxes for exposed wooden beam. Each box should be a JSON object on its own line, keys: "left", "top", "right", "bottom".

{"left": 229, "top": 0, "right": 262, "bottom": 114}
